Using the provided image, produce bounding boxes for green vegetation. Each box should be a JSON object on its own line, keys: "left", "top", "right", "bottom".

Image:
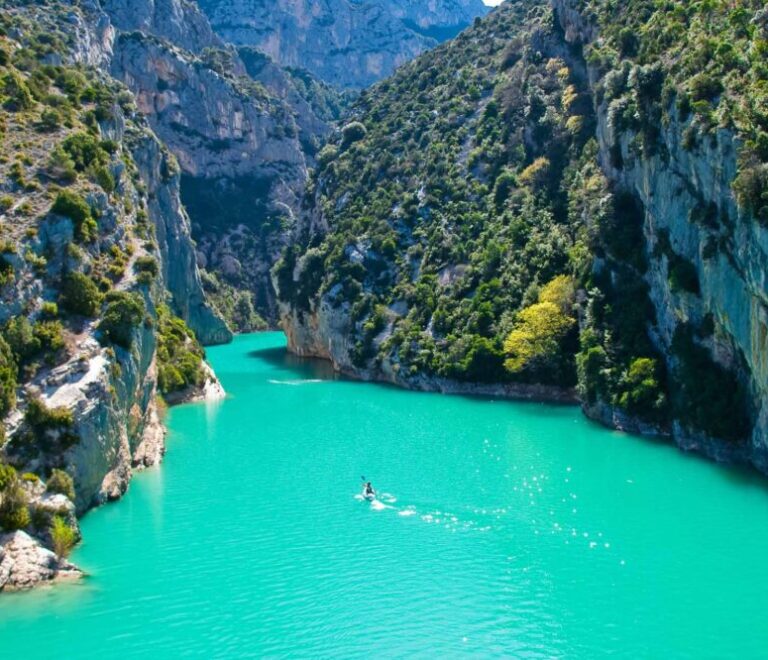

{"left": 582, "top": 0, "right": 768, "bottom": 223}
{"left": 2, "top": 70, "right": 34, "bottom": 111}
{"left": 51, "top": 190, "right": 97, "bottom": 242}
{"left": 0, "top": 463, "right": 30, "bottom": 532}
{"left": 134, "top": 255, "right": 159, "bottom": 285}
{"left": 280, "top": 0, "right": 756, "bottom": 440}
{"left": 60, "top": 271, "right": 103, "bottom": 317}
{"left": 200, "top": 269, "right": 267, "bottom": 333}
{"left": 0, "top": 333, "right": 17, "bottom": 416}
{"left": 50, "top": 515, "right": 76, "bottom": 559}
{"left": 156, "top": 305, "right": 206, "bottom": 395}
{"left": 25, "top": 395, "right": 74, "bottom": 430}
{"left": 46, "top": 468, "right": 75, "bottom": 501}
{"left": 277, "top": 1, "right": 597, "bottom": 384}
{"left": 3, "top": 315, "right": 65, "bottom": 371}
{"left": 98, "top": 291, "right": 145, "bottom": 348}
{"left": 503, "top": 276, "right": 577, "bottom": 383}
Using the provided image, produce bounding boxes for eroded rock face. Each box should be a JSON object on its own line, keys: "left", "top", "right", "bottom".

{"left": 94, "top": 0, "right": 332, "bottom": 321}
{"left": 552, "top": 0, "right": 768, "bottom": 471}
{"left": 101, "top": 0, "right": 221, "bottom": 53}
{"left": 0, "top": 531, "right": 82, "bottom": 592}
{"left": 198, "top": 0, "right": 489, "bottom": 89}
{"left": 131, "top": 130, "right": 232, "bottom": 345}
{"left": 1, "top": 1, "right": 228, "bottom": 516}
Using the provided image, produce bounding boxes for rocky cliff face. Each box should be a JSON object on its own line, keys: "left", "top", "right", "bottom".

{"left": 552, "top": 0, "right": 768, "bottom": 469}
{"left": 96, "top": 0, "right": 341, "bottom": 323}
{"left": 197, "top": 0, "right": 489, "bottom": 89}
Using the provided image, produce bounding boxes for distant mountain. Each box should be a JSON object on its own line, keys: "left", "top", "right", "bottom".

{"left": 196, "top": 0, "right": 489, "bottom": 88}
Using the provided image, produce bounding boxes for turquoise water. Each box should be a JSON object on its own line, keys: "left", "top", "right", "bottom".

{"left": 2, "top": 332, "right": 768, "bottom": 658}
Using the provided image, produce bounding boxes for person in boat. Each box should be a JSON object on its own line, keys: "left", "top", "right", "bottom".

{"left": 363, "top": 481, "right": 375, "bottom": 499}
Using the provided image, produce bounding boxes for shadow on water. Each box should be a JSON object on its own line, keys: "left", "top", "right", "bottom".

{"left": 248, "top": 345, "right": 566, "bottom": 408}
{"left": 583, "top": 414, "right": 768, "bottom": 496}
{"left": 247, "top": 346, "right": 343, "bottom": 382}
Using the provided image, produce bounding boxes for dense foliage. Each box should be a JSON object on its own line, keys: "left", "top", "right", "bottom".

{"left": 60, "top": 272, "right": 103, "bottom": 317}
{"left": 279, "top": 0, "right": 765, "bottom": 444}
{"left": 0, "top": 463, "right": 30, "bottom": 531}
{"left": 278, "top": 1, "right": 597, "bottom": 385}
{"left": 46, "top": 468, "right": 75, "bottom": 501}
{"left": 156, "top": 305, "right": 206, "bottom": 395}
{"left": 50, "top": 514, "right": 76, "bottom": 559}
{"left": 98, "top": 291, "right": 146, "bottom": 349}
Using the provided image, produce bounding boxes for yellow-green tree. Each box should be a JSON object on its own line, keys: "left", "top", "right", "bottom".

{"left": 538, "top": 274, "right": 575, "bottom": 311}
{"left": 503, "top": 276, "right": 576, "bottom": 373}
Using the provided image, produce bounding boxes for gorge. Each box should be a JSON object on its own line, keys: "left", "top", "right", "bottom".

{"left": 1, "top": 0, "right": 768, "bottom": 652}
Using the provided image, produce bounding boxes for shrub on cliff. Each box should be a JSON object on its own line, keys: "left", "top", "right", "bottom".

{"left": 46, "top": 146, "right": 78, "bottom": 183}
{"left": 98, "top": 291, "right": 145, "bottom": 348}
{"left": 134, "top": 256, "right": 159, "bottom": 285}
{"left": 25, "top": 396, "right": 74, "bottom": 430}
{"left": 32, "top": 320, "right": 65, "bottom": 363}
{"left": 61, "top": 132, "right": 108, "bottom": 172}
{"left": 0, "top": 334, "right": 17, "bottom": 417}
{"left": 50, "top": 515, "right": 76, "bottom": 559}
{"left": 50, "top": 190, "right": 97, "bottom": 242}
{"left": 61, "top": 272, "right": 103, "bottom": 317}
{"left": 4, "top": 316, "right": 40, "bottom": 362}
{"left": 20, "top": 396, "right": 78, "bottom": 454}
{"left": 0, "top": 464, "right": 30, "bottom": 532}
{"left": 1, "top": 71, "right": 34, "bottom": 111}
{"left": 341, "top": 121, "right": 367, "bottom": 147}
{"left": 616, "top": 357, "right": 666, "bottom": 420}
{"left": 46, "top": 468, "right": 75, "bottom": 501}
{"left": 668, "top": 256, "right": 700, "bottom": 295}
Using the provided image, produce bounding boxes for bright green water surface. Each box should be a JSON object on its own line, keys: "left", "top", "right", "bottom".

{"left": 2, "top": 332, "right": 768, "bottom": 658}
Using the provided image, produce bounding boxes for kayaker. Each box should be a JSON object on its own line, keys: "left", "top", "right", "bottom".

{"left": 363, "top": 481, "right": 375, "bottom": 499}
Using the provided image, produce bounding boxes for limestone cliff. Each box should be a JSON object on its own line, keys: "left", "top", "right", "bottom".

{"left": 96, "top": 0, "right": 341, "bottom": 322}
{"left": 197, "top": 0, "right": 489, "bottom": 89}
{"left": 553, "top": 0, "right": 768, "bottom": 469}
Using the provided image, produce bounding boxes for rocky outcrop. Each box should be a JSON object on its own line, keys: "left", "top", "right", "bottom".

{"left": 130, "top": 129, "right": 231, "bottom": 344}
{"left": 0, "top": 2, "right": 230, "bottom": 590}
{"left": 102, "top": 0, "right": 221, "bottom": 53}
{"left": 198, "top": 0, "right": 489, "bottom": 89}
{"left": 0, "top": 531, "right": 82, "bottom": 592}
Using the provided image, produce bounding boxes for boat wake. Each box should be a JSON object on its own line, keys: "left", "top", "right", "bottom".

{"left": 354, "top": 492, "right": 480, "bottom": 531}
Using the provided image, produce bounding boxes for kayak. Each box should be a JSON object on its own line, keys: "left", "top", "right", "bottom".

{"left": 363, "top": 491, "right": 376, "bottom": 501}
